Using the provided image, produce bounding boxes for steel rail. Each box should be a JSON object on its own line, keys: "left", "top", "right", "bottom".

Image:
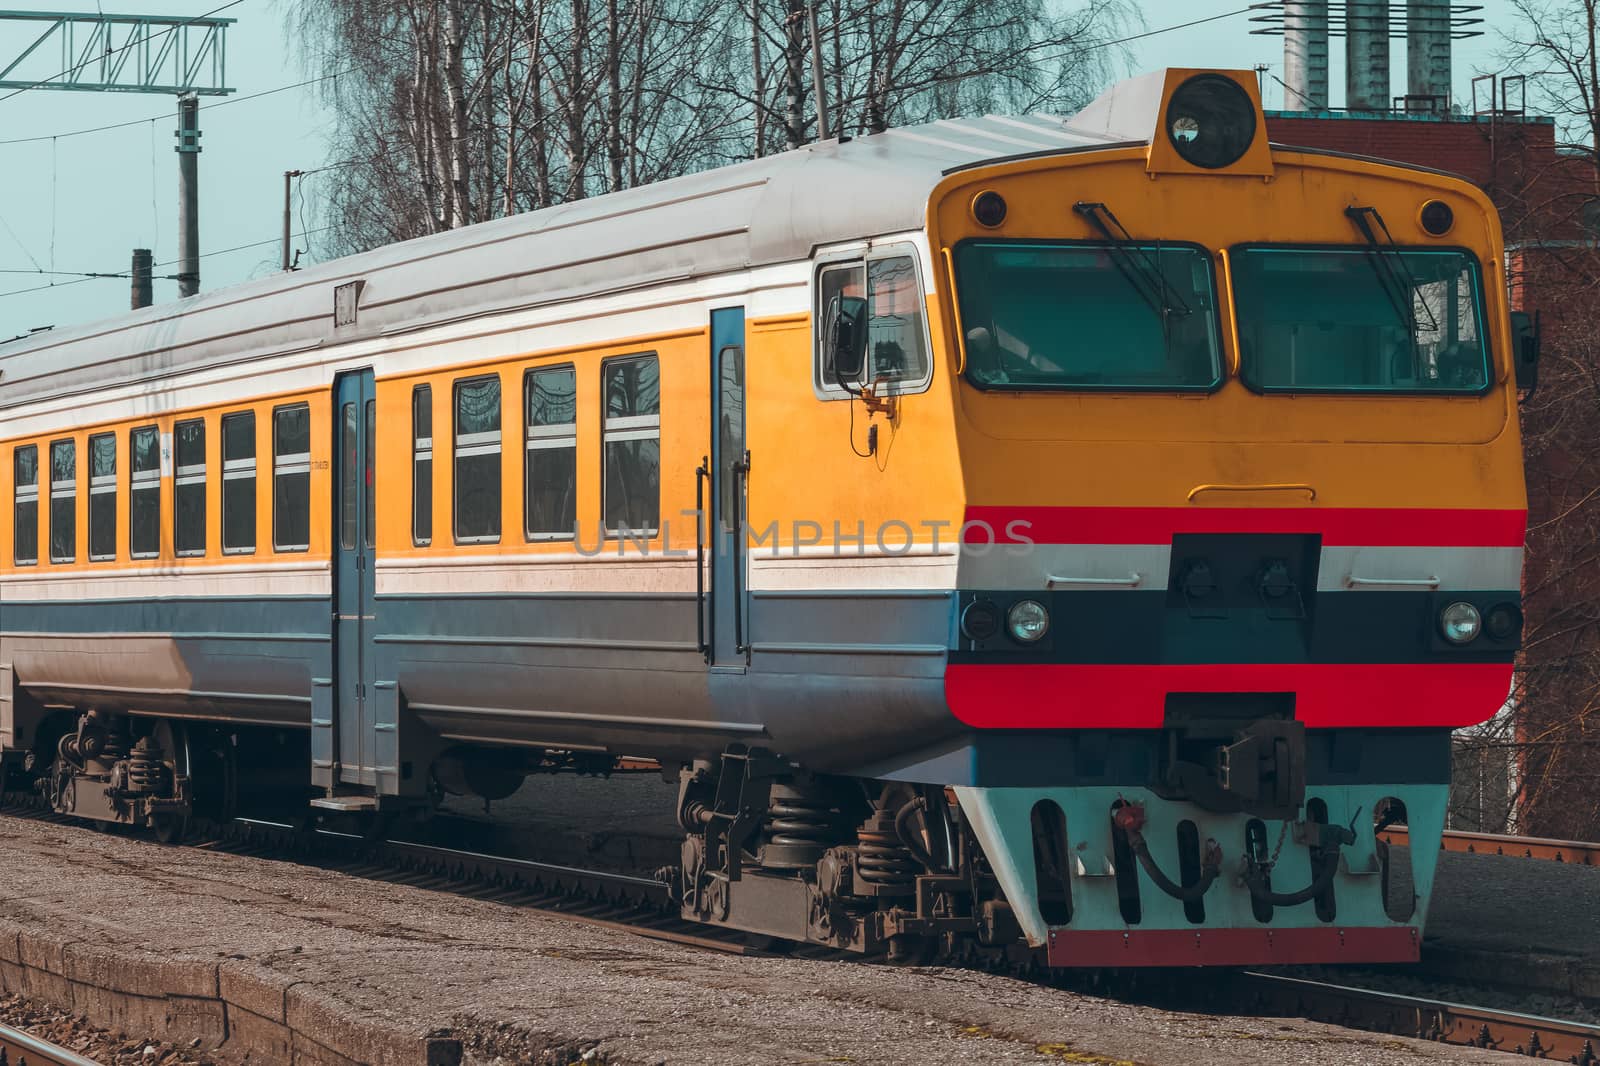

{"left": 1380, "top": 826, "right": 1599, "bottom": 866}
{"left": 0, "top": 1018, "right": 105, "bottom": 1066}
{"left": 217, "top": 815, "right": 752, "bottom": 956}
{"left": 1237, "top": 972, "right": 1600, "bottom": 1062}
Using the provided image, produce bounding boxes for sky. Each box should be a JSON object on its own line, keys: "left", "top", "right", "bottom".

{"left": 0, "top": 0, "right": 1524, "bottom": 338}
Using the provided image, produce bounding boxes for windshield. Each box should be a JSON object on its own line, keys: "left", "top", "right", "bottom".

{"left": 1231, "top": 246, "right": 1490, "bottom": 393}
{"left": 954, "top": 241, "right": 1222, "bottom": 390}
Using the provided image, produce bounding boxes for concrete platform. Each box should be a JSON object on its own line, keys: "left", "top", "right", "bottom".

{"left": 0, "top": 811, "right": 1527, "bottom": 1066}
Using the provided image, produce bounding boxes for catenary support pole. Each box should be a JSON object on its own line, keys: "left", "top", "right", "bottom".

{"left": 130, "top": 248, "right": 152, "bottom": 309}
{"left": 282, "top": 170, "right": 302, "bottom": 271}
{"left": 176, "top": 93, "right": 201, "bottom": 297}
{"left": 807, "top": 3, "right": 831, "bottom": 141}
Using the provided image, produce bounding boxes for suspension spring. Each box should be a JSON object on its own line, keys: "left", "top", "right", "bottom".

{"left": 100, "top": 731, "right": 130, "bottom": 761}
{"left": 760, "top": 782, "right": 840, "bottom": 869}
{"left": 126, "top": 737, "right": 168, "bottom": 795}
{"left": 856, "top": 809, "right": 917, "bottom": 890}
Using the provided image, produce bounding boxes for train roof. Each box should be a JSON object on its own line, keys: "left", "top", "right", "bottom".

{"left": 2, "top": 67, "right": 1460, "bottom": 413}
{"left": 0, "top": 111, "right": 1117, "bottom": 412}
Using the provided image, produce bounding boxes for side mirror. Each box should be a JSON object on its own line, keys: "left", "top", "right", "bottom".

{"left": 825, "top": 295, "right": 869, "bottom": 383}
{"left": 1509, "top": 310, "right": 1540, "bottom": 397}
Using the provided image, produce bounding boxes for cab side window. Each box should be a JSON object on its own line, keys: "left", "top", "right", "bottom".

{"left": 814, "top": 252, "right": 930, "bottom": 393}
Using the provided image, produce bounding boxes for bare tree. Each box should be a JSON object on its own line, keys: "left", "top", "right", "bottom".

{"left": 1465, "top": 0, "right": 1600, "bottom": 838}
{"left": 294, "top": 0, "right": 1134, "bottom": 254}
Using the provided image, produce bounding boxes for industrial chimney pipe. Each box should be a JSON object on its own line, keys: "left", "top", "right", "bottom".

{"left": 1346, "top": 0, "right": 1390, "bottom": 111}
{"left": 1282, "top": 0, "right": 1330, "bottom": 110}
{"left": 1407, "top": 0, "right": 1452, "bottom": 109}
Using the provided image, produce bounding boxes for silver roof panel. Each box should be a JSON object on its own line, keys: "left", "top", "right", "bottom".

{"left": 0, "top": 114, "right": 1123, "bottom": 411}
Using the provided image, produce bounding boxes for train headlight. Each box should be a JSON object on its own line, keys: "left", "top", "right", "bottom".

{"left": 1484, "top": 602, "right": 1523, "bottom": 642}
{"left": 1006, "top": 600, "right": 1050, "bottom": 644}
{"left": 961, "top": 599, "right": 1001, "bottom": 642}
{"left": 1164, "top": 74, "right": 1256, "bottom": 170}
{"left": 1439, "top": 601, "right": 1482, "bottom": 644}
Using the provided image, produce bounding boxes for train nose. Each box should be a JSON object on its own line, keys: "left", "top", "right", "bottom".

{"left": 954, "top": 780, "right": 1444, "bottom": 967}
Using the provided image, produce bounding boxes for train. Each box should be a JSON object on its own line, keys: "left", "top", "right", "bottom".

{"left": 0, "top": 68, "right": 1534, "bottom": 967}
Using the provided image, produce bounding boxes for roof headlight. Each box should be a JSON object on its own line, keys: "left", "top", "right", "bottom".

{"left": 1439, "top": 601, "right": 1483, "bottom": 645}
{"left": 971, "top": 190, "right": 1008, "bottom": 228}
{"left": 1419, "top": 199, "right": 1455, "bottom": 236}
{"left": 1164, "top": 74, "right": 1257, "bottom": 170}
{"left": 1007, "top": 600, "right": 1050, "bottom": 644}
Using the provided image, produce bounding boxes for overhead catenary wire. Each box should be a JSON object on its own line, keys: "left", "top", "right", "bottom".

{"left": 0, "top": 226, "right": 334, "bottom": 299}
{"left": 0, "top": 211, "right": 42, "bottom": 271}
{"left": 0, "top": 70, "right": 355, "bottom": 146}
{"left": 934, "top": 5, "right": 1260, "bottom": 88}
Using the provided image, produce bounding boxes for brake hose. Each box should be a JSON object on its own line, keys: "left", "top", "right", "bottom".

{"left": 1243, "top": 846, "right": 1342, "bottom": 907}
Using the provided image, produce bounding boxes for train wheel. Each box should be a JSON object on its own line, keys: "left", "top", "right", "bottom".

{"left": 150, "top": 719, "right": 191, "bottom": 845}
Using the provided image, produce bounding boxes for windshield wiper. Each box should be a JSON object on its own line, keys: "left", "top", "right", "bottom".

{"left": 1344, "top": 205, "right": 1440, "bottom": 340}
{"left": 1073, "top": 201, "right": 1193, "bottom": 334}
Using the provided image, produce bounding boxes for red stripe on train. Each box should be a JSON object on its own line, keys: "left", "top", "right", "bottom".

{"left": 944, "top": 661, "right": 1513, "bottom": 729}
{"left": 960, "top": 506, "right": 1527, "bottom": 547}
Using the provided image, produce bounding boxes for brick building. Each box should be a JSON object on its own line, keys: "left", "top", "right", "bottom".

{"left": 1259, "top": 97, "right": 1600, "bottom": 838}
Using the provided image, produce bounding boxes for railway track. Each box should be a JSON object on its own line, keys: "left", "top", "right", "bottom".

{"left": 0, "top": 1018, "right": 105, "bottom": 1066}
{"left": 4, "top": 796, "right": 1597, "bottom": 1061}
{"left": 1380, "top": 826, "right": 1600, "bottom": 866}
{"left": 1230, "top": 973, "right": 1600, "bottom": 1063}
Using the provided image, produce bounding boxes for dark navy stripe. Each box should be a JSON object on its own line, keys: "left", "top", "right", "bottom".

{"left": 949, "top": 588, "right": 1522, "bottom": 665}
{"left": 1, "top": 596, "right": 328, "bottom": 636}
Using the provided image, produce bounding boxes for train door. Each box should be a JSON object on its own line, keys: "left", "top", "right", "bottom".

{"left": 708, "top": 307, "right": 748, "bottom": 667}
{"left": 329, "top": 369, "right": 378, "bottom": 789}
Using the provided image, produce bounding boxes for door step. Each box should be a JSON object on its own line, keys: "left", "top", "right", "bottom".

{"left": 309, "top": 795, "right": 380, "bottom": 812}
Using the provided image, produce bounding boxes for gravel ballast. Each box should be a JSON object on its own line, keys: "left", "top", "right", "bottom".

{"left": 0, "top": 809, "right": 1542, "bottom": 1065}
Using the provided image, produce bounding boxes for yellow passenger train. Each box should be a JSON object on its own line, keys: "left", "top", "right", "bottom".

{"left": 0, "top": 69, "right": 1532, "bottom": 966}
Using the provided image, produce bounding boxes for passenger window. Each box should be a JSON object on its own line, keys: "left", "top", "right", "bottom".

{"left": 13, "top": 444, "right": 38, "bottom": 566}
{"left": 454, "top": 375, "right": 502, "bottom": 543}
{"left": 412, "top": 386, "right": 432, "bottom": 546}
{"left": 222, "top": 412, "right": 256, "bottom": 554}
{"left": 129, "top": 426, "right": 160, "bottom": 559}
{"left": 602, "top": 355, "right": 660, "bottom": 536}
{"left": 88, "top": 433, "right": 116, "bottom": 561}
{"left": 815, "top": 253, "right": 929, "bottom": 391}
{"left": 174, "top": 419, "right": 206, "bottom": 556}
{"left": 525, "top": 365, "right": 577, "bottom": 539}
{"left": 273, "top": 404, "right": 311, "bottom": 552}
{"left": 49, "top": 439, "right": 76, "bottom": 564}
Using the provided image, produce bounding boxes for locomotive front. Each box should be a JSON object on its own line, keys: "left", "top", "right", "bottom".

{"left": 929, "top": 70, "right": 1529, "bottom": 965}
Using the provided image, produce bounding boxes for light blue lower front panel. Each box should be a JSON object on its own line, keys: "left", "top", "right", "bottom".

{"left": 955, "top": 784, "right": 1447, "bottom": 949}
